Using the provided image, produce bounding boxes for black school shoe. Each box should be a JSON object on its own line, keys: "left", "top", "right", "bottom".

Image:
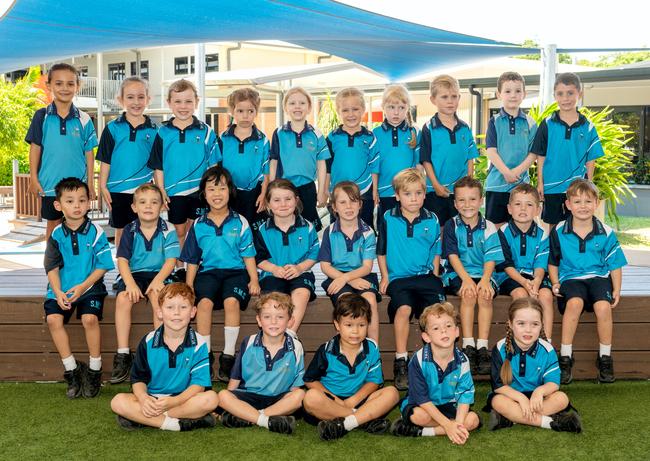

{"left": 268, "top": 415, "right": 296, "bottom": 435}
{"left": 488, "top": 410, "right": 514, "bottom": 431}
{"left": 393, "top": 357, "right": 408, "bottom": 391}
{"left": 559, "top": 355, "right": 574, "bottom": 385}
{"left": 63, "top": 361, "right": 87, "bottom": 399}
{"left": 221, "top": 411, "right": 253, "bottom": 428}
{"left": 82, "top": 366, "right": 103, "bottom": 398}
{"left": 597, "top": 354, "right": 615, "bottom": 383}
{"left": 179, "top": 413, "right": 217, "bottom": 431}
{"left": 217, "top": 353, "right": 236, "bottom": 383}
{"left": 110, "top": 352, "right": 132, "bottom": 384}
{"left": 359, "top": 418, "right": 390, "bottom": 435}
{"left": 116, "top": 415, "right": 144, "bottom": 431}
{"left": 550, "top": 409, "right": 582, "bottom": 433}
{"left": 390, "top": 418, "right": 422, "bottom": 437}
{"left": 318, "top": 417, "right": 347, "bottom": 441}
{"left": 477, "top": 347, "right": 491, "bottom": 375}
{"left": 463, "top": 346, "right": 478, "bottom": 375}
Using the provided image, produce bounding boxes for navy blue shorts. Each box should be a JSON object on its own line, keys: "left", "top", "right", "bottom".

{"left": 260, "top": 272, "right": 317, "bottom": 302}
{"left": 446, "top": 276, "right": 498, "bottom": 298}
{"left": 115, "top": 271, "right": 177, "bottom": 296}
{"left": 321, "top": 273, "right": 381, "bottom": 307}
{"left": 425, "top": 192, "right": 456, "bottom": 227}
{"left": 194, "top": 268, "right": 251, "bottom": 310}
{"left": 401, "top": 400, "right": 457, "bottom": 421}
{"left": 499, "top": 273, "right": 552, "bottom": 296}
{"left": 485, "top": 191, "right": 511, "bottom": 224}
{"left": 41, "top": 196, "right": 63, "bottom": 221}
{"left": 557, "top": 276, "right": 613, "bottom": 315}
{"left": 296, "top": 182, "right": 322, "bottom": 232}
{"left": 168, "top": 192, "right": 205, "bottom": 225}
{"left": 386, "top": 273, "right": 446, "bottom": 323}
{"left": 542, "top": 193, "right": 569, "bottom": 225}
{"left": 231, "top": 183, "right": 265, "bottom": 230}
{"left": 44, "top": 295, "right": 106, "bottom": 324}
{"left": 109, "top": 192, "right": 137, "bottom": 229}
{"left": 231, "top": 390, "right": 288, "bottom": 410}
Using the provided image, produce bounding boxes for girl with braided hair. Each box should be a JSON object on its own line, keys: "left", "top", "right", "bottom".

{"left": 485, "top": 297, "right": 582, "bottom": 433}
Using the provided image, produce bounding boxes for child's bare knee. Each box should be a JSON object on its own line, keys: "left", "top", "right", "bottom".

{"left": 111, "top": 393, "right": 127, "bottom": 413}
{"left": 81, "top": 314, "right": 99, "bottom": 328}
{"left": 465, "top": 411, "right": 480, "bottom": 430}
{"left": 199, "top": 390, "right": 219, "bottom": 411}
{"left": 410, "top": 408, "right": 430, "bottom": 426}
{"left": 303, "top": 389, "right": 324, "bottom": 411}
{"left": 46, "top": 314, "right": 63, "bottom": 329}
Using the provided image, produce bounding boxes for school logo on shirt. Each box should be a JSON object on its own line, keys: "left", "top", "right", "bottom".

{"left": 307, "top": 141, "right": 316, "bottom": 152}
{"left": 195, "top": 135, "right": 201, "bottom": 143}
{"left": 72, "top": 127, "right": 81, "bottom": 137}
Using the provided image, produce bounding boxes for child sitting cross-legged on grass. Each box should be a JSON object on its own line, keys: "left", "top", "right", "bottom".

{"left": 110, "top": 283, "right": 219, "bottom": 432}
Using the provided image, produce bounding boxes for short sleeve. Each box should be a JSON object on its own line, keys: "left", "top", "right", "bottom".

{"left": 207, "top": 128, "right": 222, "bottom": 165}
{"left": 497, "top": 230, "right": 514, "bottom": 270}
{"left": 93, "top": 230, "right": 115, "bottom": 271}
{"left": 82, "top": 118, "right": 99, "bottom": 152}
{"left": 269, "top": 129, "right": 281, "bottom": 160}
{"left": 25, "top": 109, "right": 46, "bottom": 146}
{"left": 317, "top": 228, "right": 332, "bottom": 263}
{"left": 147, "top": 134, "right": 164, "bottom": 170}
{"left": 533, "top": 231, "right": 550, "bottom": 271}
{"left": 411, "top": 127, "right": 421, "bottom": 167}
{"left": 44, "top": 236, "right": 63, "bottom": 274}
{"left": 291, "top": 341, "right": 306, "bottom": 388}
{"left": 130, "top": 335, "right": 152, "bottom": 385}
{"left": 230, "top": 338, "right": 249, "bottom": 381}
{"left": 490, "top": 344, "right": 505, "bottom": 391}
{"left": 179, "top": 224, "right": 202, "bottom": 265}
{"left": 548, "top": 227, "right": 562, "bottom": 267}
{"left": 239, "top": 220, "right": 257, "bottom": 259}
{"left": 96, "top": 124, "right": 115, "bottom": 163}
{"left": 368, "top": 135, "right": 380, "bottom": 174}
{"left": 419, "top": 123, "right": 432, "bottom": 164}
{"left": 253, "top": 227, "right": 271, "bottom": 263}
{"left": 586, "top": 124, "right": 605, "bottom": 161}
{"left": 362, "top": 230, "right": 377, "bottom": 261}
{"left": 189, "top": 336, "right": 211, "bottom": 388}
{"left": 303, "top": 343, "right": 328, "bottom": 383}
{"left": 456, "top": 356, "right": 475, "bottom": 405}
{"left": 408, "top": 352, "right": 432, "bottom": 406}
{"left": 376, "top": 214, "right": 388, "bottom": 256}
{"left": 163, "top": 228, "right": 181, "bottom": 260}
{"left": 542, "top": 349, "right": 560, "bottom": 386}
{"left": 116, "top": 227, "right": 135, "bottom": 260}
{"left": 315, "top": 129, "right": 330, "bottom": 161}
{"left": 604, "top": 231, "right": 627, "bottom": 271}
{"left": 325, "top": 136, "right": 334, "bottom": 173}
{"left": 365, "top": 343, "right": 384, "bottom": 385}
{"left": 305, "top": 225, "right": 320, "bottom": 261}
{"left": 442, "top": 220, "right": 459, "bottom": 258}
{"left": 466, "top": 128, "right": 479, "bottom": 160}
{"left": 530, "top": 120, "right": 548, "bottom": 157}
{"left": 485, "top": 117, "right": 498, "bottom": 149}
{"left": 483, "top": 227, "right": 505, "bottom": 265}
{"left": 261, "top": 137, "right": 271, "bottom": 175}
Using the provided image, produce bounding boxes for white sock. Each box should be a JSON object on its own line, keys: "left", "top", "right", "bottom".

{"left": 422, "top": 427, "right": 436, "bottom": 436}
{"left": 541, "top": 415, "right": 553, "bottom": 429}
{"left": 89, "top": 356, "right": 102, "bottom": 371}
{"left": 117, "top": 348, "right": 130, "bottom": 354}
{"left": 160, "top": 415, "right": 181, "bottom": 432}
{"left": 223, "top": 327, "right": 240, "bottom": 356}
{"left": 477, "top": 339, "right": 489, "bottom": 350}
{"left": 257, "top": 412, "right": 269, "bottom": 429}
{"left": 560, "top": 344, "right": 572, "bottom": 357}
{"left": 205, "top": 335, "right": 211, "bottom": 352}
{"left": 462, "top": 337, "right": 476, "bottom": 348}
{"left": 599, "top": 343, "right": 611, "bottom": 357}
{"left": 62, "top": 355, "right": 77, "bottom": 372}
{"left": 343, "top": 415, "right": 358, "bottom": 431}
{"left": 395, "top": 352, "right": 408, "bottom": 360}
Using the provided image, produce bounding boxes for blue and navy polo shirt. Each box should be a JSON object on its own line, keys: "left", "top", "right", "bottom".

{"left": 496, "top": 221, "right": 549, "bottom": 285}
{"left": 491, "top": 337, "right": 560, "bottom": 393}
{"left": 131, "top": 325, "right": 211, "bottom": 396}
{"left": 44, "top": 218, "right": 114, "bottom": 299}
{"left": 531, "top": 111, "right": 604, "bottom": 194}
{"left": 270, "top": 122, "right": 330, "bottom": 187}
{"left": 96, "top": 113, "right": 157, "bottom": 193}
{"left": 220, "top": 124, "right": 270, "bottom": 191}
{"left": 304, "top": 335, "right": 383, "bottom": 398}
{"left": 147, "top": 116, "right": 220, "bottom": 197}
{"left": 117, "top": 218, "right": 180, "bottom": 273}
{"left": 485, "top": 109, "right": 537, "bottom": 192}
{"left": 373, "top": 120, "right": 420, "bottom": 198}
{"left": 549, "top": 216, "right": 627, "bottom": 283}
{"left": 25, "top": 103, "right": 98, "bottom": 196}
{"left": 403, "top": 344, "right": 474, "bottom": 410}
{"left": 254, "top": 216, "right": 320, "bottom": 280}
{"left": 326, "top": 126, "right": 379, "bottom": 194}
{"left": 231, "top": 331, "right": 305, "bottom": 396}
{"left": 318, "top": 218, "right": 376, "bottom": 273}
{"left": 377, "top": 207, "right": 441, "bottom": 281}
{"left": 419, "top": 114, "right": 479, "bottom": 192}
{"left": 180, "top": 211, "right": 256, "bottom": 271}
{"left": 442, "top": 214, "right": 504, "bottom": 283}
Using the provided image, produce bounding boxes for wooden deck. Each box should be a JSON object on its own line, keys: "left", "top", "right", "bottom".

{"left": 1, "top": 264, "right": 649, "bottom": 382}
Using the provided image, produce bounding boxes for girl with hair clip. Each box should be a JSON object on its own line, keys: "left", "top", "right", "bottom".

{"left": 486, "top": 297, "right": 582, "bottom": 433}
{"left": 373, "top": 84, "right": 421, "bottom": 231}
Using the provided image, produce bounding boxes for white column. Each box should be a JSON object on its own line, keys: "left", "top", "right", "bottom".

{"left": 96, "top": 52, "right": 104, "bottom": 136}
{"left": 195, "top": 43, "right": 206, "bottom": 121}
{"left": 540, "top": 44, "right": 557, "bottom": 108}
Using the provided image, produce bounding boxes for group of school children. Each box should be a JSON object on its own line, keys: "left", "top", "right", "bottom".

{"left": 27, "top": 62, "right": 627, "bottom": 440}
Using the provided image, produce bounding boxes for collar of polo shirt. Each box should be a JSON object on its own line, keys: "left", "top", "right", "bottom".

{"left": 432, "top": 113, "right": 468, "bottom": 132}
{"left": 266, "top": 215, "right": 309, "bottom": 234}
{"left": 380, "top": 119, "right": 409, "bottom": 131}
{"left": 280, "top": 121, "right": 314, "bottom": 134}
{"left": 47, "top": 102, "right": 80, "bottom": 120}
{"left": 223, "top": 123, "right": 264, "bottom": 141}
{"left": 508, "top": 338, "right": 539, "bottom": 359}
{"left": 61, "top": 216, "right": 91, "bottom": 236}
{"left": 166, "top": 115, "right": 203, "bottom": 131}
{"left": 332, "top": 217, "right": 370, "bottom": 235}
{"left": 152, "top": 324, "right": 196, "bottom": 349}
{"left": 508, "top": 219, "right": 538, "bottom": 238}
{"left": 455, "top": 213, "right": 487, "bottom": 233}
{"left": 550, "top": 110, "right": 588, "bottom": 128}
{"left": 562, "top": 215, "right": 604, "bottom": 238}
{"left": 117, "top": 112, "right": 155, "bottom": 129}
{"left": 498, "top": 107, "right": 527, "bottom": 120}
{"left": 332, "top": 125, "right": 372, "bottom": 137}
{"left": 329, "top": 334, "right": 369, "bottom": 368}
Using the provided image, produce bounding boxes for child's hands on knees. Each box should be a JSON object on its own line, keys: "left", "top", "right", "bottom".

{"left": 145, "top": 280, "right": 164, "bottom": 299}
{"left": 100, "top": 187, "right": 112, "bottom": 211}
{"left": 271, "top": 265, "right": 288, "bottom": 279}
{"left": 434, "top": 183, "right": 451, "bottom": 198}
{"left": 55, "top": 290, "right": 72, "bottom": 310}
{"left": 552, "top": 283, "right": 562, "bottom": 297}
{"left": 516, "top": 395, "right": 534, "bottom": 421}
{"left": 140, "top": 395, "right": 162, "bottom": 418}
{"left": 65, "top": 284, "right": 86, "bottom": 303}
{"left": 459, "top": 278, "right": 477, "bottom": 298}
{"left": 530, "top": 388, "right": 545, "bottom": 414}
{"left": 327, "top": 275, "right": 348, "bottom": 295}
{"left": 379, "top": 277, "right": 389, "bottom": 295}
{"left": 444, "top": 420, "right": 469, "bottom": 445}
{"left": 612, "top": 289, "right": 620, "bottom": 308}
{"left": 283, "top": 264, "right": 303, "bottom": 280}
{"left": 255, "top": 193, "right": 265, "bottom": 213}
{"left": 317, "top": 190, "right": 329, "bottom": 208}
{"left": 126, "top": 282, "right": 144, "bottom": 303}
{"left": 477, "top": 279, "right": 494, "bottom": 299}
{"left": 161, "top": 191, "right": 170, "bottom": 211}
{"left": 349, "top": 278, "right": 371, "bottom": 291}
{"left": 248, "top": 280, "right": 261, "bottom": 296}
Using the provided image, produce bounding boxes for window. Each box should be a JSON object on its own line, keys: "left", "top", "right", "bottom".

{"left": 107, "top": 63, "right": 125, "bottom": 80}
{"left": 78, "top": 66, "right": 89, "bottom": 77}
{"left": 175, "top": 54, "right": 219, "bottom": 75}
{"left": 130, "top": 60, "right": 149, "bottom": 79}
{"left": 174, "top": 57, "right": 189, "bottom": 75}
{"left": 206, "top": 53, "right": 219, "bottom": 72}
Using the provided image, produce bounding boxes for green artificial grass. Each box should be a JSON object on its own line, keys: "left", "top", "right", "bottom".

{"left": 1, "top": 381, "right": 649, "bottom": 460}
{"left": 606, "top": 215, "right": 650, "bottom": 248}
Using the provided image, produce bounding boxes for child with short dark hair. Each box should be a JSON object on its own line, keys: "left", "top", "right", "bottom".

{"left": 110, "top": 283, "right": 219, "bottom": 432}
{"left": 217, "top": 292, "right": 305, "bottom": 435}
{"left": 442, "top": 176, "right": 504, "bottom": 376}
{"left": 26, "top": 63, "right": 98, "bottom": 239}
{"left": 44, "top": 177, "right": 114, "bottom": 398}
{"left": 549, "top": 179, "right": 626, "bottom": 384}
{"left": 303, "top": 294, "right": 399, "bottom": 441}
{"left": 531, "top": 72, "right": 604, "bottom": 225}
{"left": 391, "top": 302, "right": 479, "bottom": 442}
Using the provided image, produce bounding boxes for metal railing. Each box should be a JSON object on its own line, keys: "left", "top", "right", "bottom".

{"left": 78, "top": 77, "right": 123, "bottom": 111}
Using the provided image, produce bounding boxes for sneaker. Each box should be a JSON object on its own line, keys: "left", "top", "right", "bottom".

{"left": 550, "top": 410, "right": 582, "bottom": 433}
{"left": 359, "top": 418, "right": 390, "bottom": 435}
{"left": 488, "top": 410, "right": 513, "bottom": 431}
{"left": 389, "top": 418, "right": 422, "bottom": 437}
{"left": 110, "top": 352, "right": 132, "bottom": 384}
{"left": 116, "top": 414, "right": 143, "bottom": 431}
{"left": 174, "top": 268, "right": 187, "bottom": 283}
{"left": 217, "top": 353, "right": 236, "bottom": 383}
{"left": 221, "top": 411, "right": 253, "bottom": 428}
{"left": 463, "top": 345, "right": 478, "bottom": 375}
{"left": 268, "top": 415, "right": 296, "bottom": 435}
{"left": 82, "top": 367, "right": 103, "bottom": 398}
{"left": 477, "top": 347, "right": 491, "bottom": 375}
{"left": 393, "top": 357, "right": 408, "bottom": 391}
{"left": 559, "top": 355, "right": 574, "bottom": 385}
{"left": 63, "top": 361, "right": 86, "bottom": 399}
{"left": 596, "top": 354, "right": 615, "bottom": 383}
{"left": 179, "top": 413, "right": 217, "bottom": 432}
{"left": 318, "top": 417, "right": 347, "bottom": 441}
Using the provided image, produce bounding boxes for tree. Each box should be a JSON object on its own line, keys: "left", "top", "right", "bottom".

{"left": 0, "top": 67, "right": 44, "bottom": 185}
{"left": 515, "top": 39, "right": 573, "bottom": 64}
{"left": 577, "top": 51, "right": 650, "bottom": 68}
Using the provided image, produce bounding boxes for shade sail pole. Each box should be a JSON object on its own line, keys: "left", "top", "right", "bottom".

{"left": 195, "top": 43, "right": 206, "bottom": 121}
{"left": 540, "top": 44, "right": 557, "bottom": 108}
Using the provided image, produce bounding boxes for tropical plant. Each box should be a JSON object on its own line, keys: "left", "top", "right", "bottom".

{"left": 316, "top": 92, "right": 340, "bottom": 136}
{"left": 0, "top": 67, "right": 44, "bottom": 185}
